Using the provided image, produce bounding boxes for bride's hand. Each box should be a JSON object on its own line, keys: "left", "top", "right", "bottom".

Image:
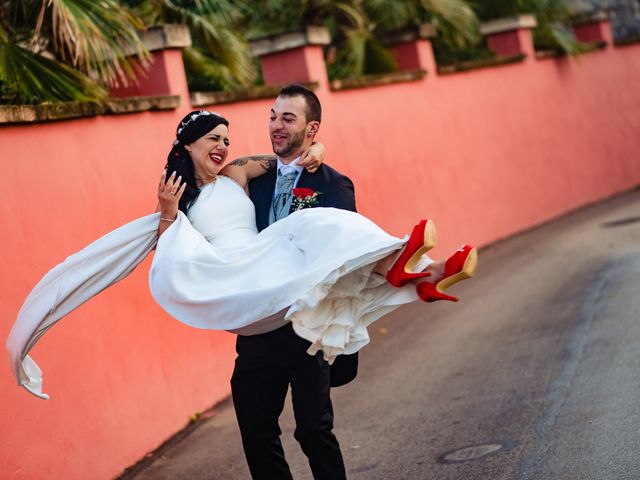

{"left": 157, "top": 170, "right": 186, "bottom": 220}
{"left": 298, "top": 141, "right": 325, "bottom": 173}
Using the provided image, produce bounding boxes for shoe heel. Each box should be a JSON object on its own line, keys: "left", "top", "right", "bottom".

{"left": 386, "top": 219, "right": 437, "bottom": 288}
{"left": 416, "top": 246, "right": 477, "bottom": 303}
{"left": 437, "top": 247, "right": 477, "bottom": 291}
{"left": 416, "top": 282, "right": 459, "bottom": 303}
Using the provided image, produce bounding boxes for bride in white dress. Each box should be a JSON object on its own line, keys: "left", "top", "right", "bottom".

{"left": 7, "top": 110, "right": 477, "bottom": 400}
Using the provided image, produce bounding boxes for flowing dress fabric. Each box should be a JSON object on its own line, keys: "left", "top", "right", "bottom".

{"left": 6, "top": 215, "right": 160, "bottom": 399}
{"left": 7, "top": 175, "right": 417, "bottom": 399}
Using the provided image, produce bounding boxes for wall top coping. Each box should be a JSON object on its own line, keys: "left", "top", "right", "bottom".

{"left": 535, "top": 40, "right": 606, "bottom": 59}
{"left": 140, "top": 24, "right": 192, "bottom": 52}
{"left": 571, "top": 10, "right": 610, "bottom": 26}
{"left": 438, "top": 54, "right": 526, "bottom": 75}
{"left": 250, "top": 26, "right": 331, "bottom": 56}
{"left": 0, "top": 95, "right": 180, "bottom": 125}
{"left": 191, "top": 82, "right": 319, "bottom": 107}
{"left": 330, "top": 69, "right": 426, "bottom": 91}
{"left": 383, "top": 23, "right": 438, "bottom": 46}
{"left": 615, "top": 35, "right": 640, "bottom": 46}
{"left": 480, "top": 14, "right": 538, "bottom": 35}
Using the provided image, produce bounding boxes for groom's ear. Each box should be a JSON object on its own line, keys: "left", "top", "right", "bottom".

{"left": 307, "top": 121, "right": 320, "bottom": 137}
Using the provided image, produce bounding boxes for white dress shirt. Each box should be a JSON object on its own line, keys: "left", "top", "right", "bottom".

{"left": 273, "top": 156, "right": 304, "bottom": 197}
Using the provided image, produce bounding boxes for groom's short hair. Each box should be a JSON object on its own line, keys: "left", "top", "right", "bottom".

{"left": 279, "top": 84, "right": 322, "bottom": 123}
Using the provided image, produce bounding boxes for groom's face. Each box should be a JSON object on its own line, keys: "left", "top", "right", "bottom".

{"left": 269, "top": 95, "right": 311, "bottom": 162}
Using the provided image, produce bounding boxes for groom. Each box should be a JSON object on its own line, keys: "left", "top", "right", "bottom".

{"left": 230, "top": 84, "right": 356, "bottom": 480}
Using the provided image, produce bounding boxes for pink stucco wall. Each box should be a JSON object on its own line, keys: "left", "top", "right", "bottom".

{"left": 1, "top": 28, "right": 639, "bottom": 479}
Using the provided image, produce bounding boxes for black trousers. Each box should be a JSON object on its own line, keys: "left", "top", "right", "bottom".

{"left": 231, "top": 323, "right": 347, "bottom": 480}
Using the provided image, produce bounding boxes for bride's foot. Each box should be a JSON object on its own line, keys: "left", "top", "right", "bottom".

{"left": 416, "top": 245, "right": 477, "bottom": 302}
{"left": 385, "top": 219, "right": 437, "bottom": 287}
{"left": 420, "top": 258, "right": 444, "bottom": 283}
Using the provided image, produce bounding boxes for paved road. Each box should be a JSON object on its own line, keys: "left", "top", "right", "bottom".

{"left": 121, "top": 189, "right": 640, "bottom": 480}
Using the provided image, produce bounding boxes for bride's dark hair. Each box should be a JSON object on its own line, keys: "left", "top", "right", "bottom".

{"left": 166, "top": 110, "right": 229, "bottom": 213}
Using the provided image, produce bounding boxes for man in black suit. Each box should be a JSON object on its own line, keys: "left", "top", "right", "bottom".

{"left": 230, "top": 84, "right": 356, "bottom": 480}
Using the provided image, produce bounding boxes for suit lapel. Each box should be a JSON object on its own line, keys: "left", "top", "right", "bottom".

{"left": 253, "top": 169, "right": 277, "bottom": 231}
{"left": 291, "top": 169, "right": 325, "bottom": 213}
{"left": 295, "top": 170, "right": 320, "bottom": 191}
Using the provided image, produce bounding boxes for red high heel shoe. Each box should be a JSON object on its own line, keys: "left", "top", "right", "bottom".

{"left": 416, "top": 245, "right": 477, "bottom": 302}
{"left": 386, "top": 219, "right": 437, "bottom": 287}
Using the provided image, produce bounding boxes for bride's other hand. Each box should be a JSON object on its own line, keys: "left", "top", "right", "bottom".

{"left": 157, "top": 170, "right": 186, "bottom": 221}
{"left": 298, "top": 141, "right": 325, "bottom": 173}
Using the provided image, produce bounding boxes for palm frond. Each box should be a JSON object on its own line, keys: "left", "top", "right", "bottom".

{"left": 237, "top": 0, "right": 304, "bottom": 36}
{"left": 0, "top": 39, "right": 107, "bottom": 104}
{"left": 363, "top": 0, "right": 419, "bottom": 31}
{"left": 475, "top": 0, "right": 520, "bottom": 20}
{"left": 185, "top": 0, "right": 248, "bottom": 21}
{"left": 34, "top": 0, "right": 150, "bottom": 86}
{"left": 334, "top": 1, "right": 368, "bottom": 30}
{"left": 329, "top": 26, "right": 397, "bottom": 79}
{"left": 420, "top": 0, "right": 480, "bottom": 44}
{"left": 476, "top": 0, "right": 588, "bottom": 54}
{"left": 329, "top": 1, "right": 399, "bottom": 77}
{"left": 363, "top": 36, "right": 399, "bottom": 74}
{"left": 182, "top": 46, "right": 236, "bottom": 90}
{"left": 134, "top": 0, "right": 254, "bottom": 86}
{"left": 183, "top": 13, "right": 254, "bottom": 84}
{"left": 534, "top": 20, "right": 590, "bottom": 54}
{"left": 124, "top": 0, "right": 164, "bottom": 26}
{"left": 330, "top": 27, "right": 368, "bottom": 78}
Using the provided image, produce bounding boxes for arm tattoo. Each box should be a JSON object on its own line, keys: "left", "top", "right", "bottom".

{"left": 229, "top": 155, "right": 276, "bottom": 171}
{"left": 259, "top": 157, "right": 277, "bottom": 171}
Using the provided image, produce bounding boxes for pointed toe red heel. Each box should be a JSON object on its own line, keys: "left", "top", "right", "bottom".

{"left": 386, "top": 219, "right": 437, "bottom": 288}
{"left": 417, "top": 245, "right": 477, "bottom": 302}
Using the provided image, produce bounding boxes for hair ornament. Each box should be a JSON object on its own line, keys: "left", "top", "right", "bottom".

{"left": 176, "top": 110, "right": 222, "bottom": 135}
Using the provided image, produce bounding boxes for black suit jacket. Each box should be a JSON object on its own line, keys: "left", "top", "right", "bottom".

{"left": 249, "top": 163, "right": 359, "bottom": 387}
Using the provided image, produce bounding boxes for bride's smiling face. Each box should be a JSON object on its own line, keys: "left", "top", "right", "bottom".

{"left": 185, "top": 124, "right": 230, "bottom": 184}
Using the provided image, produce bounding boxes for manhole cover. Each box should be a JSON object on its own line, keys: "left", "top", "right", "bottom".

{"left": 440, "top": 443, "right": 504, "bottom": 463}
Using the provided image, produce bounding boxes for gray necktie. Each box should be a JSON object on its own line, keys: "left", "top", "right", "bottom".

{"left": 273, "top": 170, "right": 297, "bottom": 220}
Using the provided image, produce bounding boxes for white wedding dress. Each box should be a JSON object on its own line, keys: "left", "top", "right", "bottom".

{"left": 7, "top": 175, "right": 419, "bottom": 399}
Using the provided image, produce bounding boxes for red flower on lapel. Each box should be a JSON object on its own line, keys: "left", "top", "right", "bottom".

{"left": 292, "top": 188, "right": 322, "bottom": 211}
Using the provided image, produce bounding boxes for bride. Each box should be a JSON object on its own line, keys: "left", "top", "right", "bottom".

{"left": 7, "top": 110, "right": 477, "bottom": 400}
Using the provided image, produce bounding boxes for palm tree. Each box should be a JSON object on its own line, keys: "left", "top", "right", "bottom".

{"left": 362, "top": 0, "right": 480, "bottom": 74}
{"left": 475, "top": 0, "right": 588, "bottom": 54}
{"left": 0, "top": 0, "right": 149, "bottom": 104}
{"left": 241, "top": 0, "right": 480, "bottom": 80}
{"left": 125, "top": 0, "right": 255, "bottom": 91}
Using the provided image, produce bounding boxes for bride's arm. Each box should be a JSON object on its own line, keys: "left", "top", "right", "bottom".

{"left": 220, "top": 155, "right": 276, "bottom": 190}
{"left": 220, "top": 141, "right": 326, "bottom": 188}
{"left": 156, "top": 170, "right": 186, "bottom": 237}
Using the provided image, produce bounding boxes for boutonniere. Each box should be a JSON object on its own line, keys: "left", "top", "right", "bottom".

{"left": 292, "top": 187, "right": 322, "bottom": 211}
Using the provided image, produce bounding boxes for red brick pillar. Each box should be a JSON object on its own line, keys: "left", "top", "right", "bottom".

{"left": 386, "top": 23, "right": 438, "bottom": 75}
{"left": 481, "top": 15, "right": 538, "bottom": 58}
{"left": 109, "top": 24, "right": 191, "bottom": 99}
{"left": 250, "top": 26, "right": 331, "bottom": 90}
{"left": 573, "top": 11, "right": 613, "bottom": 45}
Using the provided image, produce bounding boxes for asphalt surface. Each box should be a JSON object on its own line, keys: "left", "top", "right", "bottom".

{"left": 120, "top": 188, "right": 640, "bottom": 480}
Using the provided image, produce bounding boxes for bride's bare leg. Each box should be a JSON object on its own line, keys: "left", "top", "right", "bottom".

{"left": 414, "top": 259, "right": 444, "bottom": 284}
{"left": 373, "top": 251, "right": 400, "bottom": 276}
{"left": 373, "top": 251, "right": 445, "bottom": 282}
